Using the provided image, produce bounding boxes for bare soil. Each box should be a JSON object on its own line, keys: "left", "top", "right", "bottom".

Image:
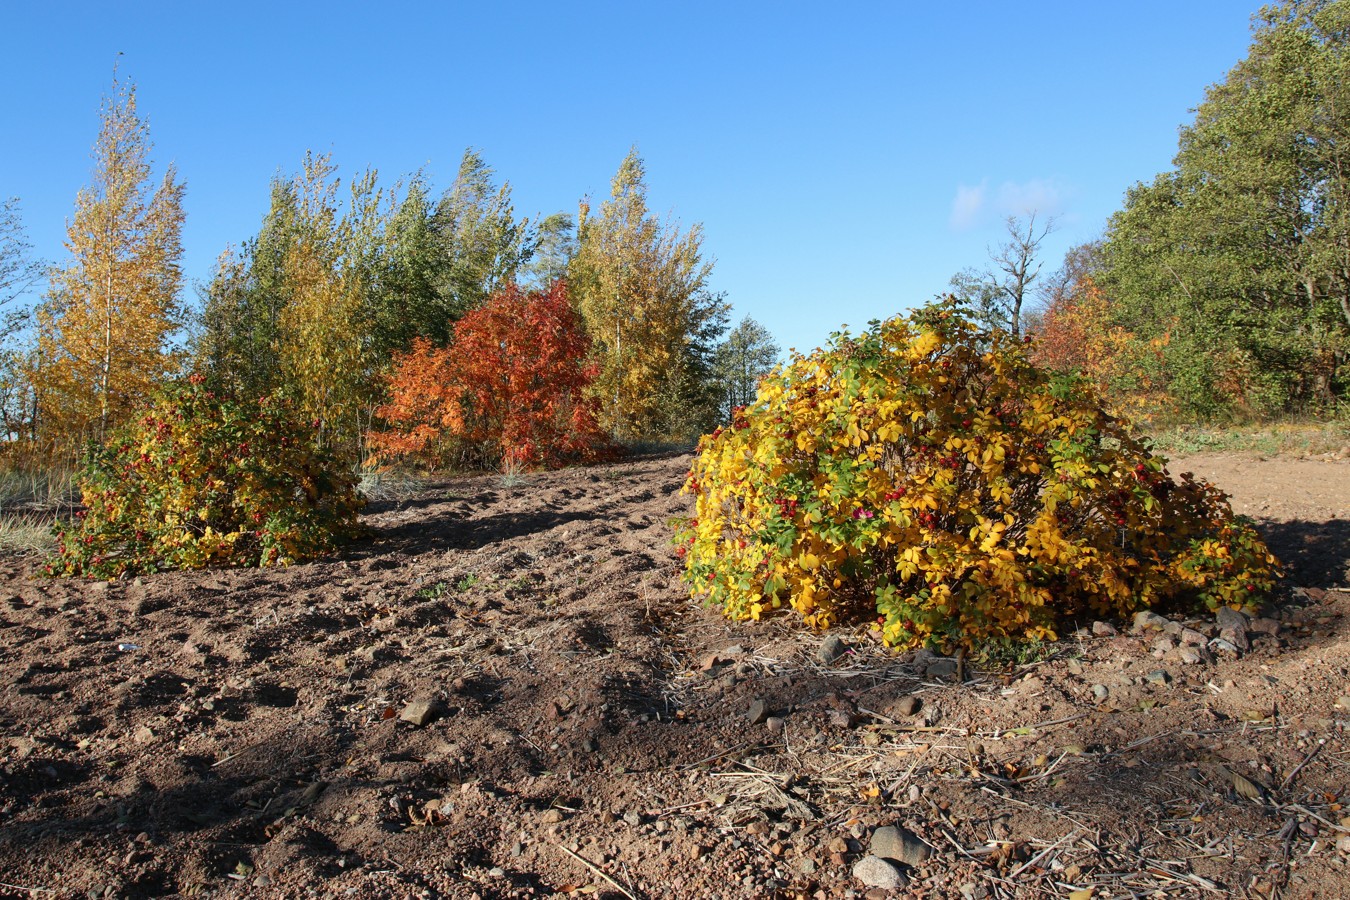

{"left": 2, "top": 450, "right": 1350, "bottom": 900}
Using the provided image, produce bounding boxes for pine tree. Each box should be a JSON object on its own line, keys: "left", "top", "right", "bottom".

{"left": 36, "top": 74, "right": 185, "bottom": 451}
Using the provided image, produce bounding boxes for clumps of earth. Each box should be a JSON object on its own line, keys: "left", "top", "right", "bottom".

{"left": 1, "top": 451, "right": 1349, "bottom": 899}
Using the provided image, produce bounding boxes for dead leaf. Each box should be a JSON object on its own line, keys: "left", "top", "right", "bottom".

{"left": 1067, "top": 889, "right": 1094, "bottom": 900}
{"left": 1230, "top": 771, "right": 1262, "bottom": 800}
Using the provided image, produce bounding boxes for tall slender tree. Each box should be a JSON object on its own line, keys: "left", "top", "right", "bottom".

{"left": 36, "top": 74, "right": 185, "bottom": 450}
{"left": 569, "top": 149, "right": 727, "bottom": 441}
{"left": 0, "top": 198, "right": 43, "bottom": 443}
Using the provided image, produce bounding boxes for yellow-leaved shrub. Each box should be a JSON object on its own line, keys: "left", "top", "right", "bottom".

{"left": 677, "top": 301, "right": 1279, "bottom": 650}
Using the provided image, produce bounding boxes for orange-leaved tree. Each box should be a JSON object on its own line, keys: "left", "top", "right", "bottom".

{"left": 370, "top": 281, "right": 610, "bottom": 470}
{"left": 1032, "top": 276, "right": 1172, "bottom": 423}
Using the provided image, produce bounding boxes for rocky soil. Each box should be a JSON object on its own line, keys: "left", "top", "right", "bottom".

{"left": 1, "top": 450, "right": 1349, "bottom": 899}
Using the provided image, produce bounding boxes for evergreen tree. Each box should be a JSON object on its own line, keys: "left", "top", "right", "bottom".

{"left": 712, "top": 316, "right": 780, "bottom": 421}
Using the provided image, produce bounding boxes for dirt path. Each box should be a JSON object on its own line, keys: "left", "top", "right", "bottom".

{"left": 1, "top": 451, "right": 1348, "bottom": 899}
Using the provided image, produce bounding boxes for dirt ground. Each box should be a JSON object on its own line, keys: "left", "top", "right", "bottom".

{"left": 2, "top": 450, "right": 1350, "bottom": 900}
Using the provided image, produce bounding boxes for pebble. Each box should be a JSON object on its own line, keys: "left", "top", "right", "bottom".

{"left": 1219, "top": 626, "right": 1250, "bottom": 651}
{"left": 1337, "top": 697, "right": 1350, "bottom": 711}
{"left": 252, "top": 875, "right": 273, "bottom": 888}
{"left": 1091, "top": 620, "right": 1117, "bottom": 636}
{"left": 1145, "top": 670, "right": 1171, "bottom": 686}
{"left": 829, "top": 708, "right": 856, "bottom": 728}
{"left": 765, "top": 716, "right": 786, "bottom": 734}
{"left": 1133, "top": 610, "right": 1169, "bottom": 632}
{"left": 852, "top": 855, "right": 906, "bottom": 890}
{"left": 827, "top": 836, "right": 850, "bottom": 854}
{"left": 1210, "top": 638, "right": 1240, "bottom": 655}
{"left": 797, "top": 857, "right": 817, "bottom": 874}
{"left": 747, "top": 699, "right": 769, "bottom": 725}
{"left": 623, "top": 811, "right": 642, "bottom": 827}
{"left": 133, "top": 726, "right": 155, "bottom": 744}
{"left": 818, "top": 635, "right": 848, "bottom": 665}
{"left": 870, "top": 824, "right": 930, "bottom": 865}
{"left": 1178, "top": 647, "right": 1203, "bottom": 665}
{"left": 1250, "top": 617, "right": 1281, "bottom": 636}
{"left": 540, "top": 808, "right": 565, "bottom": 824}
{"left": 925, "top": 657, "right": 960, "bottom": 681}
{"left": 1092, "top": 684, "right": 1109, "bottom": 701}
{"left": 399, "top": 698, "right": 444, "bottom": 728}
{"left": 1179, "top": 627, "right": 1207, "bottom": 647}
{"left": 890, "top": 695, "right": 921, "bottom": 717}
{"left": 1215, "top": 606, "right": 1249, "bottom": 631}
{"left": 1337, "top": 835, "right": 1350, "bottom": 854}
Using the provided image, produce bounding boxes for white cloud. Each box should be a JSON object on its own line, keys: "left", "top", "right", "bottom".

{"left": 996, "top": 179, "right": 1065, "bottom": 218}
{"left": 949, "top": 178, "right": 1069, "bottom": 231}
{"left": 949, "top": 180, "right": 987, "bottom": 231}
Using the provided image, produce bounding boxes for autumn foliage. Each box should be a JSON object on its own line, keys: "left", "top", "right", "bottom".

{"left": 49, "top": 376, "right": 364, "bottom": 577}
{"left": 370, "top": 282, "right": 610, "bottom": 470}
{"left": 678, "top": 302, "right": 1279, "bottom": 651}
{"left": 1032, "top": 277, "right": 1172, "bottom": 423}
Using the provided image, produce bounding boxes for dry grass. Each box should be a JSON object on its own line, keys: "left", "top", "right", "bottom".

{"left": 1148, "top": 421, "right": 1350, "bottom": 457}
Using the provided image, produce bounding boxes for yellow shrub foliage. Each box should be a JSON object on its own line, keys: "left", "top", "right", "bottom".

{"left": 678, "top": 302, "right": 1280, "bottom": 650}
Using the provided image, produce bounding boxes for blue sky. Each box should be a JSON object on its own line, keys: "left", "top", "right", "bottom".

{"left": 2, "top": 1, "right": 1258, "bottom": 357}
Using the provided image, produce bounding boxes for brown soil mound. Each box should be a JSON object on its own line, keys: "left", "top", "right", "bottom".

{"left": 1, "top": 451, "right": 1349, "bottom": 899}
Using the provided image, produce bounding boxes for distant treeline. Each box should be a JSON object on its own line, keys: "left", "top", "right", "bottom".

{"left": 1013, "top": 0, "right": 1350, "bottom": 422}
{"left": 0, "top": 84, "right": 779, "bottom": 469}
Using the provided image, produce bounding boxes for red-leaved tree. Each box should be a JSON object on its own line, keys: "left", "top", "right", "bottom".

{"left": 370, "top": 281, "right": 610, "bottom": 470}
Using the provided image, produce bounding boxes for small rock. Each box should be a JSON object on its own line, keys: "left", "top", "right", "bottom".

{"left": 252, "top": 875, "right": 273, "bottom": 888}
{"left": 623, "top": 811, "right": 642, "bottom": 827}
{"left": 1179, "top": 627, "right": 1207, "bottom": 647}
{"left": 1145, "top": 669, "right": 1171, "bottom": 686}
{"left": 1152, "top": 637, "right": 1176, "bottom": 653}
{"left": 1178, "top": 646, "right": 1204, "bottom": 665}
{"left": 829, "top": 708, "right": 856, "bottom": 728}
{"left": 747, "top": 699, "right": 769, "bottom": 725}
{"left": 827, "top": 836, "right": 850, "bottom": 854}
{"left": 907, "top": 784, "right": 921, "bottom": 803}
{"left": 399, "top": 698, "right": 444, "bottom": 727}
{"left": 1132, "top": 610, "right": 1169, "bottom": 632}
{"left": 925, "top": 657, "right": 960, "bottom": 682}
{"left": 765, "top": 716, "right": 786, "bottom": 734}
{"left": 818, "top": 635, "right": 848, "bottom": 665}
{"left": 796, "top": 857, "right": 817, "bottom": 874}
{"left": 870, "top": 824, "right": 930, "bottom": 866}
{"left": 1210, "top": 638, "right": 1240, "bottom": 655}
{"left": 890, "top": 695, "right": 921, "bottom": 717}
{"left": 1092, "top": 684, "right": 1109, "bottom": 702}
{"left": 1337, "top": 835, "right": 1350, "bottom": 854}
{"left": 488, "top": 867, "right": 506, "bottom": 878}
{"left": 1215, "top": 606, "right": 1249, "bottom": 631}
{"left": 852, "top": 855, "right": 906, "bottom": 890}
{"left": 1334, "top": 696, "right": 1350, "bottom": 711}
{"left": 1066, "top": 658, "right": 1083, "bottom": 676}
{"left": 1091, "top": 621, "right": 1117, "bottom": 636}
{"left": 1219, "top": 626, "right": 1250, "bottom": 652}
{"left": 1250, "top": 617, "right": 1281, "bottom": 636}
{"left": 540, "top": 808, "right": 565, "bottom": 824}
{"left": 133, "top": 726, "right": 155, "bottom": 744}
